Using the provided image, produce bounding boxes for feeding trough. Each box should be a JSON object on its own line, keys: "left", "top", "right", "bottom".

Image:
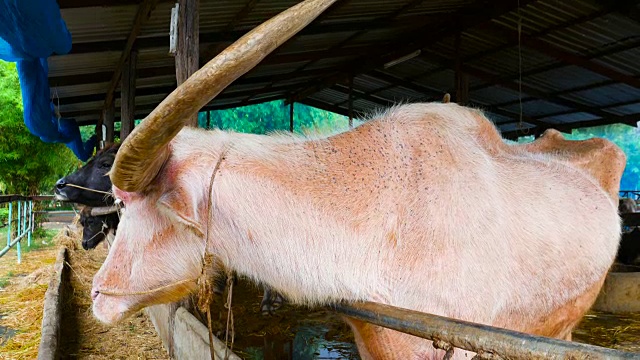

{"left": 592, "top": 264, "right": 640, "bottom": 314}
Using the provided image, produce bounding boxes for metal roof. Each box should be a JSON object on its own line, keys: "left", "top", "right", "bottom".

{"left": 50, "top": 0, "right": 640, "bottom": 139}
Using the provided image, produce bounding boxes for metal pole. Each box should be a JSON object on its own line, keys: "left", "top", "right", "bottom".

{"left": 7, "top": 202, "right": 11, "bottom": 247}
{"left": 22, "top": 201, "right": 26, "bottom": 236}
{"left": 28, "top": 200, "right": 32, "bottom": 247}
{"left": 16, "top": 201, "right": 20, "bottom": 264}
{"left": 333, "top": 302, "right": 637, "bottom": 360}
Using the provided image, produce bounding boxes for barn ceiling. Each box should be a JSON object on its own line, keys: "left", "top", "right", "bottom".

{"left": 49, "top": 0, "right": 640, "bottom": 139}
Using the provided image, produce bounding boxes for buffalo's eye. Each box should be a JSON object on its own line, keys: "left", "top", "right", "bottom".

{"left": 99, "top": 162, "right": 111, "bottom": 169}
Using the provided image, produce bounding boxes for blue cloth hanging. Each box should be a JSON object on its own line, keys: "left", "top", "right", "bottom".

{"left": 0, "top": 0, "right": 96, "bottom": 161}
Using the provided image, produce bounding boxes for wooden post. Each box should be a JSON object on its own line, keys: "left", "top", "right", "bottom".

{"left": 205, "top": 111, "right": 211, "bottom": 129}
{"left": 95, "top": 121, "right": 103, "bottom": 150}
{"left": 120, "top": 50, "right": 137, "bottom": 141}
{"left": 103, "top": 101, "right": 115, "bottom": 145}
{"left": 168, "top": 0, "right": 201, "bottom": 333}
{"left": 175, "top": 0, "right": 199, "bottom": 127}
{"left": 454, "top": 33, "right": 469, "bottom": 105}
{"left": 289, "top": 102, "right": 294, "bottom": 132}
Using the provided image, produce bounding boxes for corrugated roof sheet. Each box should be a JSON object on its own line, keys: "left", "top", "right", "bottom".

{"left": 47, "top": 0, "right": 640, "bottom": 135}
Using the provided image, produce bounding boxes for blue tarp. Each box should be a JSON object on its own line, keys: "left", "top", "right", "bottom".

{"left": 0, "top": 0, "right": 96, "bottom": 161}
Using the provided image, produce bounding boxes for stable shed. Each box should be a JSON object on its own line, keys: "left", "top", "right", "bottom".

{"left": 49, "top": 0, "right": 640, "bottom": 143}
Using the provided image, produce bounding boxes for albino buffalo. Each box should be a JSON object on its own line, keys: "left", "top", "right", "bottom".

{"left": 90, "top": 0, "right": 625, "bottom": 359}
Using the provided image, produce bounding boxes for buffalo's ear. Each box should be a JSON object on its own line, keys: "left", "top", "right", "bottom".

{"left": 158, "top": 187, "right": 205, "bottom": 237}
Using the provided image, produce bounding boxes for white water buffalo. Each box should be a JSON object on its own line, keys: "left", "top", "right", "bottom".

{"left": 90, "top": 0, "right": 626, "bottom": 359}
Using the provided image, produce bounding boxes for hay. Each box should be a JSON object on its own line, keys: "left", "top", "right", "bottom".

{"left": 0, "top": 242, "right": 58, "bottom": 360}
{"left": 52, "top": 224, "right": 81, "bottom": 251}
{"left": 1, "top": 226, "right": 169, "bottom": 359}
{"left": 59, "top": 229, "right": 169, "bottom": 359}
{"left": 573, "top": 311, "right": 640, "bottom": 353}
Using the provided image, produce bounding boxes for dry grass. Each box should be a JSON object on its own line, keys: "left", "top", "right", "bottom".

{"left": 57, "top": 226, "right": 169, "bottom": 359}
{"left": 573, "top": 311, "right": 640, "bottom": 353}
{"left": 0, "top": 233, "right": 58, "bottom": 360}
{"left": 0, "top": 224, "right": 169, "bottom": 360}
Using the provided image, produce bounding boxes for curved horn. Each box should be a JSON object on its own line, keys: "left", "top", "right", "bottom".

{"left": 111, "top": 0, "right": 337, "bottom": 192}
{"left": 90, "top": 205, "right": 120, "bottom": 216}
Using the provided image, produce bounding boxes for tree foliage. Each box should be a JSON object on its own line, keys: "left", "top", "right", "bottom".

{"left": 0, "top": 61, "right": 80, "bottom": 195}
{"left": 197, "top": 100, "right": 359, "bottom": 135}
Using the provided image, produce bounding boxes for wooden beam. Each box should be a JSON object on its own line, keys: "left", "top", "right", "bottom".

{"left": 102, "top": 0, "right": 158, "bottom": 109}
{"left": 57, "top": 85, "right": 175, "bottom": 106}
{"left": 104, "top": 101, "right": 115, "bottom": 144}
{"left": 50, "top": 44, "right": 374, "bottom": 88}
{"left": 98, "top": 0, "right": 158, "bottom": 132}
{"left": 55, "top": 68, "right": 337, "bottom": 109}
{"left": 66, "top": 84, "right": 296, "bottom": 119}
{"left": 175, "top": 0, "right": 199, "bottom": 127}
{"left": 120, "top": 50, "right": 137, "bottom": 140}
{"left": 50, "top": 65, "right": 175, "bottom": 88}
{"left": 480, "top": 22, "right": 640, "bottom": 89}
{"left": 65, "top": 17, "right": 431, "bottom": 55}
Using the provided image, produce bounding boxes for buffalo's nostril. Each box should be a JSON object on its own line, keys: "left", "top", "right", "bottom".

{"left": 91, "top": 289, "right": 100, "bottom": 301}
{"left": 55, "top": 178, "right": 66, "bottom": 189}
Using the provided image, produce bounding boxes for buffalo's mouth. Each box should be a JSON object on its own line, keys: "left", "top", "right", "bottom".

{"left": 82, "top": 237, "right": 103, "bottom": 250}
{"left": 91, "top": 292, "right": 132, "bottom": 325}
{"left": 54, "top": 192, "right": 69, "bottom": 201}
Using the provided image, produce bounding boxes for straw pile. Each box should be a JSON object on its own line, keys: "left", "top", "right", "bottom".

{"left": 573, "top": 311, "right": 640, "bottom": 353}
{"left": 53, "top": 225, "right": 169, "bottom": 359}
{"left": 0, "top": 221, "right": 169, "bottom": 360}
{"left": 0, "top": 238, "right": 58, "bottom": 359}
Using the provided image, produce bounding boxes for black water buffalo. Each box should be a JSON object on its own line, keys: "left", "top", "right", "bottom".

{"left": 54, "top": 144, "right": 120, "bottom": 250}
{"left": 79, "top": 207, "right": 119, "bottom": 250}
{"left": 54, "top": 144, "right": 119, "bottom": 206}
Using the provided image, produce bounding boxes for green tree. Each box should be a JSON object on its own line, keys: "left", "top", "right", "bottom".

{"left": 200, "top": 100, "right": 358, "bottom": 135}
{"left": 0, "top": 61, "right": 80, "bottom": 195}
